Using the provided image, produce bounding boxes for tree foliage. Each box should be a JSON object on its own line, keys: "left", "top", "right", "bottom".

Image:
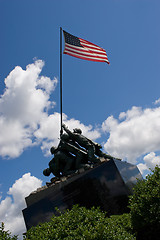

{"left": 24, "top": 205, "right": 135, "bottom": 240}
{"left": 0, "top": 222, "right": 18, "bottom": 240}
{"left": 129, "top": 165, "right": 160, "bottom": 239}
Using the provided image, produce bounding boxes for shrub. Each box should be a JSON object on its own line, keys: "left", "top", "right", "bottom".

{"left": 0, "top": 222, "right": 18, "bottom": 240}
{"left": 24, "top": 205, "right": 135, "bottom": 240}
{"left": 129, "top": 165, "right": 160, "bottom": 240}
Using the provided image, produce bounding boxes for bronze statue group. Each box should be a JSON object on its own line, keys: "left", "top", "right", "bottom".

{"left": 43, "top": 124, "right": 116, "bottom": 182}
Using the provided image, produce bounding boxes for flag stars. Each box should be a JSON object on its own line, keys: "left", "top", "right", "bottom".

{"left": 63, "top": 31, "right": 82, "bottom": 47}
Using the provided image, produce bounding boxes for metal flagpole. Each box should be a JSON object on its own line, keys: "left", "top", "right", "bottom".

{"left": 60, "top": 27, "right": 63, "bottom": 136}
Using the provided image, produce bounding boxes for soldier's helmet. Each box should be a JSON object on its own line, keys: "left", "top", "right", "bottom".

{"left": 43, "top": 168, "right": 51, "bottom": 176}
{"left": 50, "top": 146, "right": 56, "bottom": 155}
{"left": 73, "top": 128, "right": 82, "bottom": 134}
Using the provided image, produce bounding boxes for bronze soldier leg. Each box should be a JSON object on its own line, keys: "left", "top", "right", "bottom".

{"left": 49, "top": 159, "right": 61, "bottom": 178}
{"left": 75, "top": 152, "right": 84, "bottom": 169}
{"left": 62, "top": 156, "right": 74, "bottom": 176}
{"left": 87, "top": 144, "right": 100, "bottom": 163}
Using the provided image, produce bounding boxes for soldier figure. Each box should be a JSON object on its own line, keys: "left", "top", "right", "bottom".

{"left": 62, "top": 124, "right": 100, "bottom": 163}
{"left": 43, "top": 145, "right": 75, "bottom": 178}
{"left": 60, "top": 133, "right": 89, "bottom": 169}
{"left": 43, "top": 124, "right": 120, "bottom": 182}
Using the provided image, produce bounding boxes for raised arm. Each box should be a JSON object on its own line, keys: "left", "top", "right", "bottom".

{"left": 62, "top": 124, "right": 74, "bottom": 138}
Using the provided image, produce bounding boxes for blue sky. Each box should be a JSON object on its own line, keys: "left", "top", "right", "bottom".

{"left": 0, "top": 0, "right": 160, "bottom": 238}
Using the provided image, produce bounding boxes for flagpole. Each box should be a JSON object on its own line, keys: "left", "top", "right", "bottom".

{"left": 60, "top": 27, "right": 63, "bottom": 136}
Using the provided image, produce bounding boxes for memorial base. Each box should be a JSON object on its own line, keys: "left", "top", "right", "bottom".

{"left": 22, "top": 159, "right": 142, "bottom": 230}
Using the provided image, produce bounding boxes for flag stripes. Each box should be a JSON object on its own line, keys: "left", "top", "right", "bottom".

{"left": 64, "top": 44, "right": 107, "bottom": 58}
{"left": 63, "top": 30, "right": 110, "bottom": 64}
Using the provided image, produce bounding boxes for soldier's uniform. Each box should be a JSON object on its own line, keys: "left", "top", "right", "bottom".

{"left": 59, "top": 133, "right": 88, "bottom": 169}
{"left": 43, "top": 146, "right": 75, "bottom": 178}
{"left": 62, "top": 125, "right": 99, "bottom": 163}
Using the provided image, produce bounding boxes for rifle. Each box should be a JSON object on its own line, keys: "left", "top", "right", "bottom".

{"left": 60, "top": 140, "right": 87, "bottom": 156}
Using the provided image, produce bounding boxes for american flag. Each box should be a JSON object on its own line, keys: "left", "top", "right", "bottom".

{"left": 63, "top": 30, "right": 110, "bottom": 64}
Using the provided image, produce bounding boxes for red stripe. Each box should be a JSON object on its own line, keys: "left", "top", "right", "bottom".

{"left": 64, "top": 51, "right": 109, "bottom": 63}
{"left": 64, "top": 45, "right": 108, "bottom": 59}
{"left": 80, "top": 43, "right": 106, "bottom": 53}
{"left": 80, "top": 41, "right": 106, "bottom": 53}
{"left": 64, "top": 43, "right": 108, "bottom": 57}
{"left": 65, "top": 43, "right": 106, "bottom": 55}
{"left": 64, "top": 45, "right": 109, "bottom": 61}
{"left": 64, "top": 48, "right": 109, "bottom": 62}
{"left": 64, "top": 47, "right": 108, "bottom": 61}
{"left": 79, "top": 38, "right": 105, "bottom": 51}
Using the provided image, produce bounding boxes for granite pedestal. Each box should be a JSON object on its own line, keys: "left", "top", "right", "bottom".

{"left": 22, "top": 159, "right": 142, "bottom": 230}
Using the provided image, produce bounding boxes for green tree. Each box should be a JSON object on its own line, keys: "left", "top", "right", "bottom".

{"left": 24, "top": 205, "right": 135, "bottom": 240}
{"left": 0, "top": 222, "right": 18, "bottom": 240}
{"left": 129, "top": 165, "right": 160, "bottom": 240}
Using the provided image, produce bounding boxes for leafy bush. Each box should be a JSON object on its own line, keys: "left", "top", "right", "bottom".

{"left": 0, "top": 222, "right": 18, "bottom": 240}
{"left": 129, "top": 165, "right": 160, "bottom": 240}
{"left": 24, "top": 205, "right": 135, "bottom": 240}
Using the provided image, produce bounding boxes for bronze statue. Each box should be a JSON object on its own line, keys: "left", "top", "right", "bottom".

{"left": 43, "top": 146, "right": 75, "bottom": 178}
{"left": 60, "top": 133, "right": 90, "bottom": 168}
{"left": 43, "top": 124, "right": 120, "bottom": 182}
{"left": 61, "top": 125, "right": 117, "bottom": 161}
{"left": 62, "top": 124, "right": 100, "bottom": 164}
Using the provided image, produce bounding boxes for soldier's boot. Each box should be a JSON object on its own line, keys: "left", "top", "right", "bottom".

{"left": 62, "top": 157, "right": 75, "bottom": 176}
{"left": 75, "top": 153, "right": 84, "bottom": 169}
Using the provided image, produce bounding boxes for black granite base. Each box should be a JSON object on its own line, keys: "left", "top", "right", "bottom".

{"left": 22, "top": 159, "right": 142, "bottom": 230}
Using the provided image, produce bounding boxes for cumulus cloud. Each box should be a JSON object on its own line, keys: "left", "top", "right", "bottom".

{"left": 0, "top": 60, "right": 101, "bottom": 159}
{"left": 102, "top": 106, "right": 160, "bottom": 165}
{"left": 137, "top": 163, "right": 148, "bottom": 176}
{"left": 0, "top": 173, "right": 42, "bottom": 238}
{"left": 143, "top": 152, "right": 160, "bottom": 168}
{"left": 0, "top": 60, "right": 57, "bottom": 158}
{"left": 138, "top": 152, "right": 160, "bottom": 175}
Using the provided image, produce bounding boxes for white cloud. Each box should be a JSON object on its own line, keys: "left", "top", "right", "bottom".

{"left": 0, "top": 60, "right": 57, "bottom": 158}
{"left": 143, "top": 152, "right": 160, "bottom": 169}
{"left": 0, "top": 173, "right": 42, "bottom": 239}
{"left": 137, "top": 152, "right": 160, "bottom": 175}
{"left": 137, "top": 163, "right": 148, "bottom": 175}
{"left": 63, "top": 117, "right": 101, "bottom": 141}
{"left": 0, "top": 60, "right": 101, "bottom": 159}
{"left": 102, "top": 106, "right": 160, "bottom": 164}
{"left": 154, "top": 98, "right": 160, "bottom": 105}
